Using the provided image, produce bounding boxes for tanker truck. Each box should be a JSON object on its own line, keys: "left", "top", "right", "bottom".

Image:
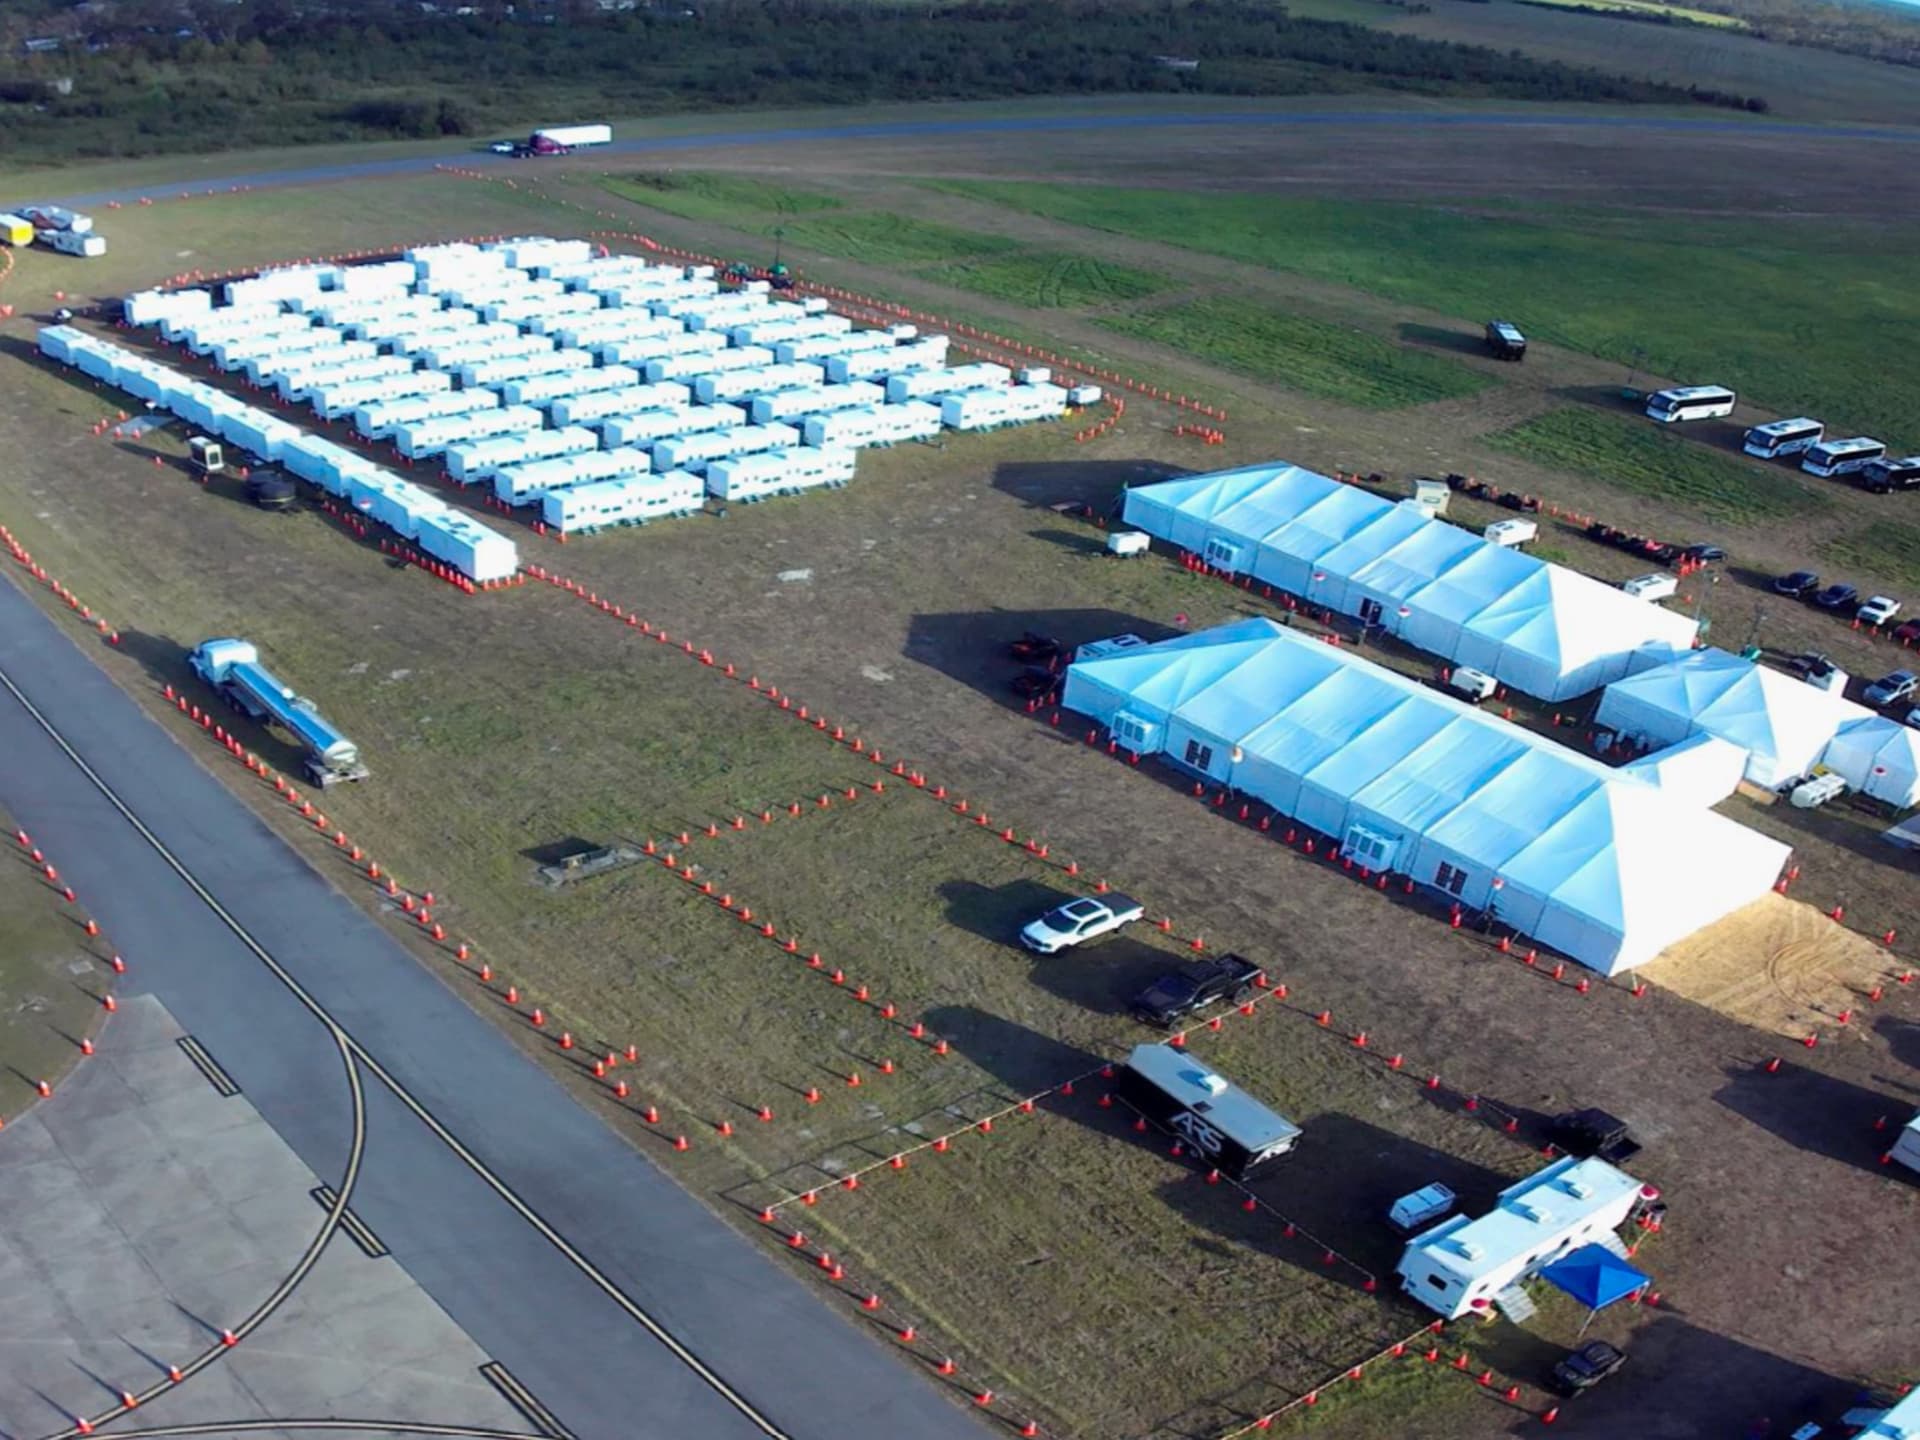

{"left": 189, "top": 638, "right": 368, "bottom": 787}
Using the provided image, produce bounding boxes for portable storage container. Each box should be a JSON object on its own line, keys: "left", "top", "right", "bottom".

{"left": 644, "top": 346, "right": 774, "bottom": 384}
{"left": 705, "top": 446, "right": 857, "bottom": 503}
{"left": 416, "top": 510, "right": 519, "bottom": 583}
{"left": 446, "top": 426, "right": 598, "bottom": 484}
{"left": 550, "top": 382, "right": 692, "bottom": 427}
{"left": 493, "top": 446, "right": 651, "bottom": 505}
{"left": 802, "top": 400, "right": 942, "bottom": 450}
{"left": 653, "top": 423, "right": 801, "bottom": 473}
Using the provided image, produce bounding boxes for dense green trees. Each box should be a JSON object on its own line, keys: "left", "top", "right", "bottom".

{"left": 0, "top": 0, "right": 1766, "bottom": 166}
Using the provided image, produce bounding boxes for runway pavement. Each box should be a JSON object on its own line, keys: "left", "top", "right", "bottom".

{"left": 38, "top": 107, "right": 1920, "bottom": 211}
{"left": 0, "top": 574, "right": 987, "bottom": 1440}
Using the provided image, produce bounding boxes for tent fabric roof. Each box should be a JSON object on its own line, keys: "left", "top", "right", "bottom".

{"left": 1822, "top": 715, "right": 1920, "bottom": 808}
{"left": 1067, "top": 621, "right": 1790, "bottom": 974}
{"left": 1538, "top": 1244, "right": 1650, "bottom": 1310}
{"left": 1597, "top": 648, "right": 1871, "bottom": 787}
{"left": 1122, "top": 465, "right": 1696, "bottom": 701}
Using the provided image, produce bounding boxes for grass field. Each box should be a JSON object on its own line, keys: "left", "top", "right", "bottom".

{"left": 1515, "top": 0, "right": 1748, "bottom": 27}
{"left": 0, "top": 807, "right": 116, "bottom": 1120}
{"left": 1821, "top": 519, "right": 1920, "bottom": 592}
{"left": 602, "top": 171, "right": 844, "bottom": 224}
{"left": 928, "top": 180, "right": 1920, "bottom": 439}
{"left": 1100, "top": 299, "right": 1495, "bottom": 409}
{"left": 919, "top": 252, "right": 1168, "bottom": 310}
{"left": 1483, "top": 407, "right": 1824, "bottom": 524}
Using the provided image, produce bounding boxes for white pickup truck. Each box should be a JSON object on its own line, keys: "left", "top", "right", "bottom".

{"left": 1019, "top": 894, "right": 1145, "bottom": 954}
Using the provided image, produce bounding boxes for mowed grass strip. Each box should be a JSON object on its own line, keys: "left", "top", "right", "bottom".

{"left": 919, "top": 250, "right": 1168, "bottom": 310}
{"left": 928, "top": 180, "right": 1920, "bottom": 437}
{"left": 603, "top": 170, "right": 844, "bottom": 224}
{"left": 1821, "top": 520, "right": 1920, "bottom": 592}
{"left": 1484, "top": 407, "right": 1823, "bottom": 524}
{"left": 776, "top": 211, "right": 1021, "bottom": 266}
{"left": 1098, "top": 297, "right": 1493, "bottom": 408}
{"left": 1515, "top": 0, "right": 1748, "bottom": 27}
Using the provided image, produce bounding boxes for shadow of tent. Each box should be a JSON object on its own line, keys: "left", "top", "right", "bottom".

{"left": 936, "top": 876, "right": 1076, "bottom": 948}
{"left": 1875, "top": 1014, "right": 1920, "bottom": 1076}
{"left": 921, "top": 1003, "right": 1108, "bottom": 1098}
{"left": 904, "top": 606, "right": 1184, "bottom": 711}
{"left": 988, "top": 458, "right": 1188, "bottom": 510}
{"left": 1713, "top": 1058, "right": 1918, "bottom": 1173}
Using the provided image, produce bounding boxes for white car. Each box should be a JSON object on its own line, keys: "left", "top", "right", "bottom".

{"left": 1859, "top": 595, "right": 1902, "bottom": 627}
{"left": 1018, "top": 894, "right": 1144, "bottom": 954}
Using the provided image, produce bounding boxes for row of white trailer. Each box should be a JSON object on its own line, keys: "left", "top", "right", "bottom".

{"left": 37, "top": 325, "right": 520, "bottom": 582}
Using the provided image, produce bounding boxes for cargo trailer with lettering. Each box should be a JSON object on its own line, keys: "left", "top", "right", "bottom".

{"left": 1114, "top": 1045, "right": 1300, "bottom": 1180}
{"left": 542, "top": 470, "right": 706, "bottom": 534}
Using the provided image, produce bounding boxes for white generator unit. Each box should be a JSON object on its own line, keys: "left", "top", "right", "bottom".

{"left": 705, "top": 446, "right": 857, "bottom": 503}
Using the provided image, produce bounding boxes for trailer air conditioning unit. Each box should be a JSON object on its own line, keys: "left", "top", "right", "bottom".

{"left": 1111, "top": 711, "right": 1161, "bottom": 754}
{"left": 1202, "top": 537, "right": 1246, "bottom": 573}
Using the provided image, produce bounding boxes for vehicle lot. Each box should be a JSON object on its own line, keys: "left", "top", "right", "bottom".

{"left": 4, "top": 125, "right": 1920, "bottom": 1437}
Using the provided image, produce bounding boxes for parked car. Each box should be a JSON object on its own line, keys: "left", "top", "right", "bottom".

{"left": 1773, "top": 570, "right": 1821, "bottom": 598}
{"left": 486, "top": 139, "right": 518, "bottom": 155}
{"left": 1785, "top": 651, "right": 1836, "bottom": 679}
{"left": 1009, "top": 668, "right": 1057, "bottom": 699}
{"left": 1894, "top": 619, "right": 1920, "bottom": 646}
{"left": 1908, "top": 706, "right": 1920, "bottom": 732}
{"left": 1678, "top": 543, "right": 1726, "bottom": 564}
{"left": 1388, "top": 1183, "right": 1457, "bottom": 1234}
{"left": 1018, "top": 894, "right": 1144, "bottom": 954}
{"left": 1859, "top": 595, "right": 1903, "bottom": 627}
{"left": 1864, "top": 670, "right": 1920, "bottom": 707}
{"left": 1553, "top": 1341, "right": 1628, "bottom": 1395}
{"left": 1813, "top": 583, "right": 1860, "bottom": 611}
{"left": 1007, "top": 631, "right": 1062, "bottom": 663}
{"left": 1130, "top": 953, "right": 1264, "bottom": 1027}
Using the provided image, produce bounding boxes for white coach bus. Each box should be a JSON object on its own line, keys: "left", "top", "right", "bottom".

{"left": 1743, "top": 417, "right": 1824, "bottom": 460}
{"left": 1802, "top": 436, "right": 1887, "bottom": 479}
{"left": 1646, "top": 385, "right": 1736, "bottom": 423}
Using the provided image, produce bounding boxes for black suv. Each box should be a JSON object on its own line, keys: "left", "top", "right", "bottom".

{"left": 1773, "top": 570, "right": 1820, "bottom": 598}
{"left": 1130, "top": 954, "right": 1263, "bottom": 1027}
{"left": 1552, "top": 1342, "right": 1627, "bottom": 1395}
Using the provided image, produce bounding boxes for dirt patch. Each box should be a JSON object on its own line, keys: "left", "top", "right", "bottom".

{"left": 1642, "top": 893, "right": 1888, "bottom": 1038}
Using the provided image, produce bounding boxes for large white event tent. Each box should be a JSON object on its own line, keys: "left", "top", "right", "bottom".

{"left": 1121, "top": 464, "right": 1700, "bottom": 702}
{"left": 1594, "top": 648, "right": 1871, "bottom": 790}
{"left": 1063, "top": 619, "right": 1790, "bottom": 975}
{"left": 1814, "top": 715, "right": 1920, "bottom": 809}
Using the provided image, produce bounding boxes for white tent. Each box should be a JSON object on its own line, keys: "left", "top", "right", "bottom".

{"left": 1594, "top": 648, "right": 1871, "bottom": 789}
{"left": 1063, "top": 621, "right": 1791, "bottom": 975}
{"left": 1822, "top": 716, "right": 1920, "bottom": 809}
{"left": 1619, "top": 732, "right": 1749, "bottom": 808}
{"left": 1121, "top": 465, "right": 1698, "bottom": 701}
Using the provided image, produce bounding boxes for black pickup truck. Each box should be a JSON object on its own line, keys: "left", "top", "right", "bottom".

{"left": 1548, "top": 1107, "right": 1642, "bottom": 1164}
{"left": 1130, "top": 953, "right": 1264, "bottom": 1027}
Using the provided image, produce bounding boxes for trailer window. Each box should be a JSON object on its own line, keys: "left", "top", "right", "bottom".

{"left": 1435, "top": 862, "right": 1469, "bottom": 896}
{"left": 1184, "top": 739, "right": 1214, "bottom": 771}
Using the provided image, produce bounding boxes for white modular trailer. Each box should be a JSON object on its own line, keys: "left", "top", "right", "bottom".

{"left": 216, "top": 410, "right": 302, "bottom": 463}
{"left": 887, "top": 362, "right": 1011, "bottom": 404}
{"left": 542, "top": 470, "right": 705, "bottom": 533}
{"left": 727, "top": 314, "right": 851, "bottom": 349}
{"left": 774, "top": 330, "right": 895, "bottom": 365}
{"left": 114, "top": 360, "right": 178, "bottom": 407}
{"left": 415, "top": 509, "right": 519, "bottom": 584}
{"left": 350, "top": 473, "right": 451, "bottom": 542}
{"left": 224, "top": 266, "right": 340, "bottom": 310}
{"left": 243, "top": 336, "right": 358, "bottom": 385}
{"left": 493, "top": 446, "right": 651, "bottom": 505}
{"left": 455, "top": 349, "right": 592, "bottom": 389}
{"left": 353, "top": 388, "right": 502, "bottom": 439}
{"left": 39, "top": 227, "right": 107, "bottom": 258}
{"left": 312, "top": 370, "right": 451, "bottom": 421}
{"left": 169, "top": 303, "right": 288, "bottom": 346}
{"left": 445, "top": 426, "right": 598, "bottom": 485}
{"left": 644, "top": 345, "right": 774, "bottom": 383}
{"left": 194, "top": 316, "right": 314, "bottom": 360}
{"left": 705, "top": 446, "right": 858, "bottom": 503}
{"left": 597, "top": 404, "right": 748, "bottom": 449}
{"left": 393, "top": 405, "right": 544, "bottom": 459}
{"left": 802, "top": 400, "right": 943, "bottom": 450}
{"left": 334, "top": 260, "right": 419, "bottom": 296}
{"left": 500, "top": 365, "right": 642, "bottom": 408}
{"left": 603, "top": 278, "right": 715, "bottom": 308}
{"left": 692, "top": 362, "right": 826, "bottom": 406}
{"left": 939, "top": 383, "right": 1068, "bottom": 431}
{"left": 549, "top": 382, "right": 692, "bottom": 427}
{"left": 537, "top": 256, "right": 654, "bottom": 287}
{"left": 750, "top": 382, "right": 885, "bottom": 425}
{"left": 489, "top": 236, "right": 595, "bottom": 271}
{"left": 278, "top": 354, "right": 417, "bottom": 401}
{"left": 124, "top": 287, "right": 213, "bottom": 329}
{"left": 507, "top": 296, "right": 608, "bottom": 331}
{"left": 552, "top": 313, "right": 682, "bottom": 349}
{"left": 681, "top": 300, "right": 777, "bottom": 332}
{"left": 833, "top": 344, "right": 946, "bottom": 385}
{"left": 281, "top": 434, "right": 371, "bottom": 492}
{"left": 658, "top": 291, "right": 767, "bottom": 320}
{"left": 595, "top": 330, "right": 727, "bottom": 367}
{"left": 653, "top": 423, "right": 802, "bottom": 473}
{"left": 414, "top": 329, "right": 549, "bottom": 370}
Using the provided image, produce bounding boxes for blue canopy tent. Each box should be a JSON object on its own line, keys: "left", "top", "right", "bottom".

{"left": 1539, "top": 1244, "right": 1649, "bottom": 1332}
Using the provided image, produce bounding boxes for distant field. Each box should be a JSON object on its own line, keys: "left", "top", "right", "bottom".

{"left": 1099, "top": 298, "right": 1495, "bottom": 409}
{"left": 1822, "top": 519, "right": 1920, "bottom": 592}
{"left": 602, "top": 172, "right": 843, "bottom": 224}
{"left": 1516, "top": 0, "right": 1748, "bottom": 28}
{"left": 930, "top": 180, "right": 1920, "bottom": 439}
{"left": 1485, "top": 407, "right": 1824, "bottom": 524}
{"left": 919, "top": 251, "right": 1168, "bottom": 309}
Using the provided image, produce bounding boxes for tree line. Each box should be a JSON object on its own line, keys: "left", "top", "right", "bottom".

{"left": 0, "top": 0, "right": 1771, "bottom": 166}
